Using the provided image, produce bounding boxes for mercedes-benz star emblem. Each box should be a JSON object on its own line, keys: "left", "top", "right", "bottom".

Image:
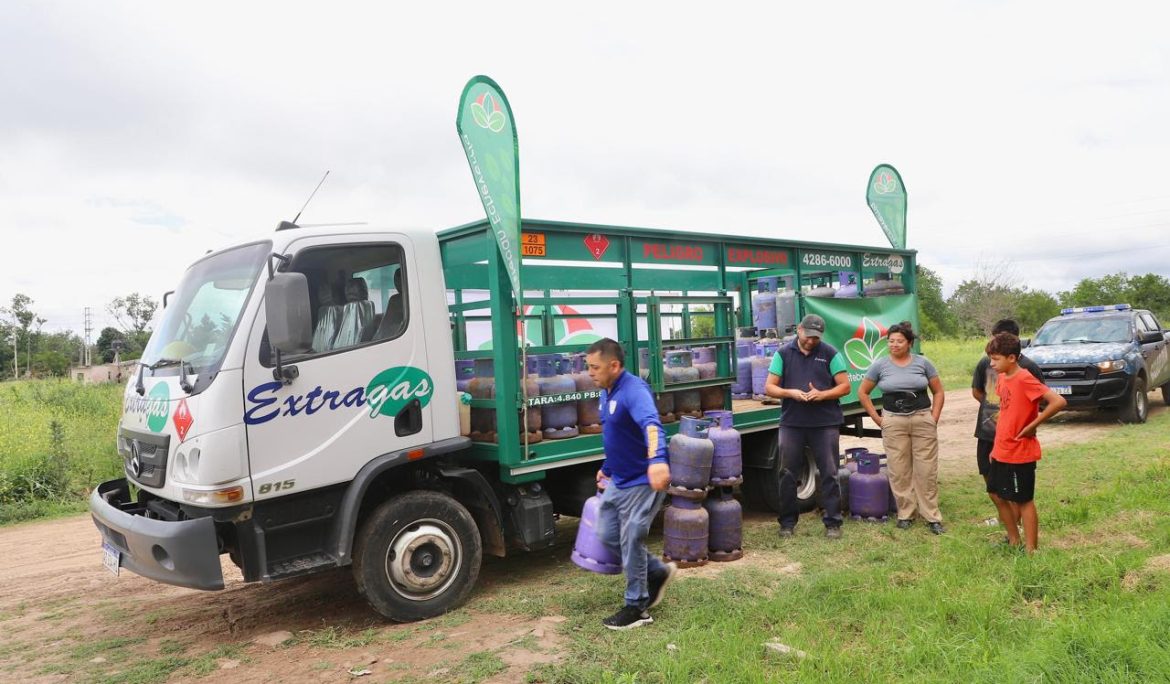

{"left": 129, "top": 440, "right": 142, "bottom": 478}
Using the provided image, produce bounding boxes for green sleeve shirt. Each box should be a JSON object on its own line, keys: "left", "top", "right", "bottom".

{"left": 768, "top": 350, "right": 848, "bottom": 377}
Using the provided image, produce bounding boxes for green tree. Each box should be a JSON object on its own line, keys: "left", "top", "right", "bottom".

{"left": 1125, "top": 273, "right": 1170, "bottom": 321}
{"left": 1013, "top": 289, "right": 1061, "bottom": 334}
{"left": 95, "top": 327, "right": 124, "bottom": 363}
{"left": 915, "top": 265, "right": 956, "bottom": 339}
{"left": 1059, "top": 273, "right": 1170, "bottom": 322}
{"left": 31, "top": 351, "right": 70, "bottom": 377}
{"left": 107, "top": 293, "right": 158, "bottom": 337}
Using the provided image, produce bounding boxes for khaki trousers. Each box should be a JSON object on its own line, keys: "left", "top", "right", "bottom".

{"left": 881, "top": 410, "right": 942, "bottom": 523}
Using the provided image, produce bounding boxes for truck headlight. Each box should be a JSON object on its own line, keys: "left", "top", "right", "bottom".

{"left": 1096, "top": 359, "right": 1126, "bottom": 373}
{"left": 182, "top": 486, "right": 244, "bottom": 505}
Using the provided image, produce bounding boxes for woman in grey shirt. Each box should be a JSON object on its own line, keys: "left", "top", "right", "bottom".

{"left": 857, "top": 322, "right": 946, "bottom": 534}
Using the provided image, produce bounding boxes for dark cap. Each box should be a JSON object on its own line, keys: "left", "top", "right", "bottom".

{"left": 799, "top": 314, "right": 826, "bottom": 336}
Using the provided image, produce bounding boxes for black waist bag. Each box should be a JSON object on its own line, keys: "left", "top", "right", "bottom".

{"left": 882, "top": 391, "right": 931, "bottom": 414}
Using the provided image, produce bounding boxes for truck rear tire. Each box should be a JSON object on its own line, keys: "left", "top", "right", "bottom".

{"left": 1120, "top": 376, "right": 1149, "bottom": 424}
{"left": 1162, "top": 381, "right": 1170, "bottom": 407}
{"left": 742, "top": 435, "right": 817, "bottom": 515}
{"left": 353, "top": 490, "right": 482, "bottom": 622}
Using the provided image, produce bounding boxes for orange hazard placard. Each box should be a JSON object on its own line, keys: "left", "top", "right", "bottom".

{"left": 521, "top": 232, "right": 546, "bottom": 257}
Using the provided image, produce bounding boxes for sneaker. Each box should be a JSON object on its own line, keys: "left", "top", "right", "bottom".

{"left": 778, "top": 527, "right": 795, "bottom": 538}
{"left": 825, "top": 526, "right": 843, "bottom": 540}
{"left": 646, "top": 562, "right": 677, "bottom": 609}
{"left": 928, "top": 522, "right": 945, "bottom": 535}
{"left": 896, "top": 519, "right": 913, "bottom": 530}
{"left": 602, "top": 605, "right": 653, "bottom": 630}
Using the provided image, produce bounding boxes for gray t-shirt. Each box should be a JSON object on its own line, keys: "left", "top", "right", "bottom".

{"left": 864, "top": 355, "right": 939, "bottom": 393}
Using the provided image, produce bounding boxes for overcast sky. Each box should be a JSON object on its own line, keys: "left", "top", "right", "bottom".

{"left": 3, "top": 1, "right": 1168, "bottom": 339}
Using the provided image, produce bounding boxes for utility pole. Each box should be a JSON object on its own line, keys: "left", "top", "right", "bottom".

{"left": 83, "top": 307, "right": 93, "bottom": 367}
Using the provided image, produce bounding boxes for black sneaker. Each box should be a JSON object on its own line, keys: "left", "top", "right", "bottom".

{"left": 896, "top": 519, "right": 913, "bottom": 530}
{"left": 602, "top": 605, "right": 653, "bottom": 630}
{"left": 646, "top": 562, "right": 677, "bottom": 609}
{"left": 928, "top": 522, "right": 945, "bottom": 535}
{"left": 778, "top": 527, "right": 795, "bottom": 538}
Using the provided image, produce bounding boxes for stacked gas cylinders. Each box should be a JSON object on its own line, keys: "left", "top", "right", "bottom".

{"left": 571, "top": 353, "right": 601, "bottom": 435}
{"left": 520, "top": 355, "right": 542, "bottom": 444}
{"left": 751, "top": 334, "right": 781, "bottom": 401}
{"left": 867, "top": 274, "right": 905, "bottom": 296}
{"left": 752, "top": 276, "right": 779, "bottom": 331}
{"left": 776, "top": 277, "right": 797, "bottom": 335}
{"left": 468, "top": 357, "right": 497, "bottom": 443}
{"left": 537, "top": 355, "right": 578, "bottom": 439}
{"left": 571, "top": 487, "right": 621, "bottom": 575}
{"left": 665, "top": 350, "right": 702, "bottom": 419}
{"left": 849, "top": 450, "right": 891, "bottom": 521}
{"left": 663, "top": 415, "right": 744, "bottom": 567}
{"left": 638, "top": 347, "right": 676, "bottom": 424}
{"left": 690, "top": 345, "right": 725, "bottom": 412}
{"left": 732, "top": 327, "right": 757, "bottom": 399}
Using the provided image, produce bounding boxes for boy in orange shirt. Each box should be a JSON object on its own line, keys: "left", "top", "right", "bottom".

{"left": 985, "top": 333, "right": 1067, "bottom": 553}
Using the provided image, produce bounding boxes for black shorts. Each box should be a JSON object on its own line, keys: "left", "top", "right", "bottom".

{"left": 988, "top": 460, "right": 1036, "bottom": 503}
{"left": 976, "top": 439, "right": 994, "bottom": 476}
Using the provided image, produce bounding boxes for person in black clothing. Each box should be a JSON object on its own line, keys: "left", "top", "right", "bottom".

{"left": 971, "top": 319, "right": 1043, "bottom": 521}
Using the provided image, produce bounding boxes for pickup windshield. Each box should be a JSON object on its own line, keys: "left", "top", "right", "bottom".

{"left": 1032, "top": 316, "right": 1132, "bottom": 346}
{"left": 140, "top": 241, "right": 271, "bottom": 385}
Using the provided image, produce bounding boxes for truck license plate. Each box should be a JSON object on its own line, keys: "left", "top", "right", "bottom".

{"left": 102, "top": 542, "right": 121, "bottom": 577}
{"left": 1052, "top": 386, "right": 1072, "bottom": 395}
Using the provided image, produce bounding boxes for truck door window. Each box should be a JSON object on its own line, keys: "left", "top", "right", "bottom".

{"left": 1140, "top": 313, "right": 1161, "bottom": 333}
{"left": 262, "top": 243, "right": 408, "bottom": 366}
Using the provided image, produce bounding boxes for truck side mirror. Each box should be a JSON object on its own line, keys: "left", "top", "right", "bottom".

{"left": 265, "top": 272, "right": 313, "bottom": 355}
{"left": 1139, "top": 330, "right": 1163, "bottom": 345}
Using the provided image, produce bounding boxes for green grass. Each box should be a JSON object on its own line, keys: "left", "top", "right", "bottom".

{"left": 519, "top": 411, "right": 1170, "bottom": 682}
{"left": 919, "top": 337, "right": 983, "bottom": 392}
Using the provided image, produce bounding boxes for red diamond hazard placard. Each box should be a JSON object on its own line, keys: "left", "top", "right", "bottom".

{"left": 173, "top": 398, "right": 194, "bottom": 442}
{"left": 584, "top": 233, "right": 610, "bottom": 260}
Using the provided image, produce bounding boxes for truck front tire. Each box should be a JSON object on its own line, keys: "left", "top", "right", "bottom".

{"left": 353, "top": 491, "right": 482, "bottom": 622}
{"left": 1120, "top": 376, "right": 1149, "bottom": 424}
{"left": 742, "top": 436, "right": 817, "bottom": 515}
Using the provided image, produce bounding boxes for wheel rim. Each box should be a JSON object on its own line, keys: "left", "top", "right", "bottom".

{"left": 796, "top": 452, "right": 818, "bottom": 500}
{"left": 383, "top": 518, "right": 462, "bottom": 602}
{"left": 1137, "top": 385, "right": 1148, "bottom": 421}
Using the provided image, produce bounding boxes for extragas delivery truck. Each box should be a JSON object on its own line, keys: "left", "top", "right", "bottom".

{"left": 90, "top": 216, "right": 918, "bottom": 621}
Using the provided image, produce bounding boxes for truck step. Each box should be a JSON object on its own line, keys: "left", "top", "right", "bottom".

{"left": 268, "top": 552, "right": 338, "bottom": 580}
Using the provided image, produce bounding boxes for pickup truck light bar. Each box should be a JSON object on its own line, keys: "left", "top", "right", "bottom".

{"left": 1060, "top": 304, "right": 1132, "bottom": 315}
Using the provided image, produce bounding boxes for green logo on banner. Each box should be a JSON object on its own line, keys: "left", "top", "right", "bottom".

{"left": 365, "top": 367, "right": 434, "bottom": 419}
{"left": 872, "top": 171, "right": 898, "bottom": 195}
{"left": 843, "top": 317, "right": 890, "bottom": 370}
{"left": 471, "top": 93, "right": 507, "bottom": 132}
{"left": 146, "top": 382, "right": 170, "bottom": 433}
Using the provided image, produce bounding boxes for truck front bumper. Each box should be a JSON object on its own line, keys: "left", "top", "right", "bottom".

{"left": 1045, "top": 375, "right": 1131, "bottom": 409}
{"left": 89, "top": 478, "right": 225, "bottom": 590}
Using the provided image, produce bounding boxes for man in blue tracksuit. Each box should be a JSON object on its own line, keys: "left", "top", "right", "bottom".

{"left": 585, "top": 338, "right": 676, "bottom": 630}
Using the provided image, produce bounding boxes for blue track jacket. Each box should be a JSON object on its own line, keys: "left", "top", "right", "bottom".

{"left": 599, "top": 370, "right": 668, "bottom": 489}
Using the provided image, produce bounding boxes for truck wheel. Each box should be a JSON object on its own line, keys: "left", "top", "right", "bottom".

{"left": 742, "top": 436, "right": 817, "bottom": 514}
{"left": 1162, "top": 381, "right": 1170, "bottom": 407}
{"left": 353, "top": 491, "right": 482, "bottom": 622}
{"left": 1120, "top": 376, "right": 1149, "bottom": 424}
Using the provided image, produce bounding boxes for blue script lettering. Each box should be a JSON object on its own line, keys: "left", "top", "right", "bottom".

{"left": 244, "top": 382, "right": 368, "bottom": 426}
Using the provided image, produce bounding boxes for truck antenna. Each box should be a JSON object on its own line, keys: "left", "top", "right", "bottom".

{"left": 292, "top": 170, "right": 330, "bottom": 225}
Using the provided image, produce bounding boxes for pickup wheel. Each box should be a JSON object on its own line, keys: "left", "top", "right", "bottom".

{"left": 742, "top": 434, "right": 817, "bottom": 514}
{"left": 1162, "top": 380, "right": 1170, "bottom": 407}
{"left": 353, "top": 491, "right": 482, "bottom": 622}
{"left": 1120, "top": 376, "right": 1149, "bottom": 424}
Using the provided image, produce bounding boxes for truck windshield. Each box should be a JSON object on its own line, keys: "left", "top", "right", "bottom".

{"left": 140, "top": 241, "right": 271, "bottom": 386}
{"left": 1032, "top": 317, "right": 1132, "bottom": 346}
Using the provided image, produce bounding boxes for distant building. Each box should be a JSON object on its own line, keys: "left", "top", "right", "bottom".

{"left": 71, "top": 360, "right": 138, "bottom": 384}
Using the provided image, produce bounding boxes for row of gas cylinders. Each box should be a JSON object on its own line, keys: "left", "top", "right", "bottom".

{"left": 731, "top": 326, "right": 790, "bottom": 402}
{"left": 637, "top": 347, "right": 728, "bottom": 424}
{"left": 458, "top": 354, "right": 600, "bottom": 443}
{"left": 751, "top": 273, "right": 906, "bottom": 334}
{"left": 572, "top": 413, "right": 744, "bottom": 574}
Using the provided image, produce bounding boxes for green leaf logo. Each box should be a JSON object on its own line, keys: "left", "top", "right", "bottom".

{"left": 873, "top": 172, "right": 897, "bottom": 195}
{"left": 365, "top": 366, "right": 434, "bottom": 419}
{"left": 471, "top": 101, "right": 490, "bottom": 129}
{"left": 471, "top": 92, "right": 507, "bottom": 133}
{"left": 843, "top": 317, "right": 890, "bottom": 370}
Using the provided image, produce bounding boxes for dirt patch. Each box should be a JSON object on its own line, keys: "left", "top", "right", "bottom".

{"left": 1122, "top": 554, "right": 1170, "bottom": 591}
{"left": 680, "top": 548, "right": 801, "bottom": 581}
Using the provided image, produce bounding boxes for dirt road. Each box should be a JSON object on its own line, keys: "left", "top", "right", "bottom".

{"left": 1, "top": 390, "right": 1162, "bottom": 682}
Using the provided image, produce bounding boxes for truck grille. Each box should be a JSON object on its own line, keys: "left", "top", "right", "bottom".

{"left": 1039, "top": 364, "right": 1096, "bottom": 382}
{"left": 118, "top": 428, "right": 170, "bottom": 488}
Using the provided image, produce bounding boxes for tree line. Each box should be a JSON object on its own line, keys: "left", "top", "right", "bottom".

{"left": 0, "top": 293, "right": 157, "bottom": 380}
{"left": 916, "top": 267, "right": 1170, "bottom": 339}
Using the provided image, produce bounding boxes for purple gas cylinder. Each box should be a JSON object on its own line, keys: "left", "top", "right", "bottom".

{"left": 571, "top": 489, "right": 621, "bottom": 574}
{"left": 872, "top": 453, "right": 897, "bottom": 513}
{"left": 520, "top": 363, "right": 543, "bottom": 444}
{"left": 455, "top": 359, "right": 475, "bottom": 393}
{"left": 732, "top": 327, "right": 757, "bottom": 399}
{"left": 752, "top": 276, "right": 779, "bottom": 331}
{"left": 571, "top": 354, "right": 601, "bottom": 434}
{"left": 665, "top": 350, "right": 702, "bottom": 419}
{"left": 705, "top": 486, "right": 743, "bottom": 562}
{"left": 692, "top": 345, "right": 724, "bottom": 411}
{"left": 838, "top": 447, "right": 865, "bottom": 513}
{"left": 849, "top": 451, "right": 891, "bottom": 521}
{"left": 468, "top": 358, "right": 497, "bottom": 443}
{"left": 537, "top": 355, "right": 579, "bottom": 439}
{"left": 751, "top": 337, "right": 781, "bottom": 401}
{"left": 704, "top": 410, "right": 742, "bottom": 486}
{"left": 663, "top": 495, "right": 709, "bottom": 568}
{"left": 667, "top": 416, "right": 714, "bottom": 498}
{"left": 639, "top": 347, "right": 676, "bottom": 424}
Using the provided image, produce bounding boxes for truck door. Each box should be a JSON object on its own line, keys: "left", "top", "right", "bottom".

{"left": 1138, "top": 312, "right": 1169, "bottom": 386}
{"left": 242, "top": 235, "right": 431, "bottom": 497}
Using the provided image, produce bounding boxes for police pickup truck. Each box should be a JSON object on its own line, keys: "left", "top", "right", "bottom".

{"left": 1023, "top": 304, "right": 1170, "bottom": 423}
